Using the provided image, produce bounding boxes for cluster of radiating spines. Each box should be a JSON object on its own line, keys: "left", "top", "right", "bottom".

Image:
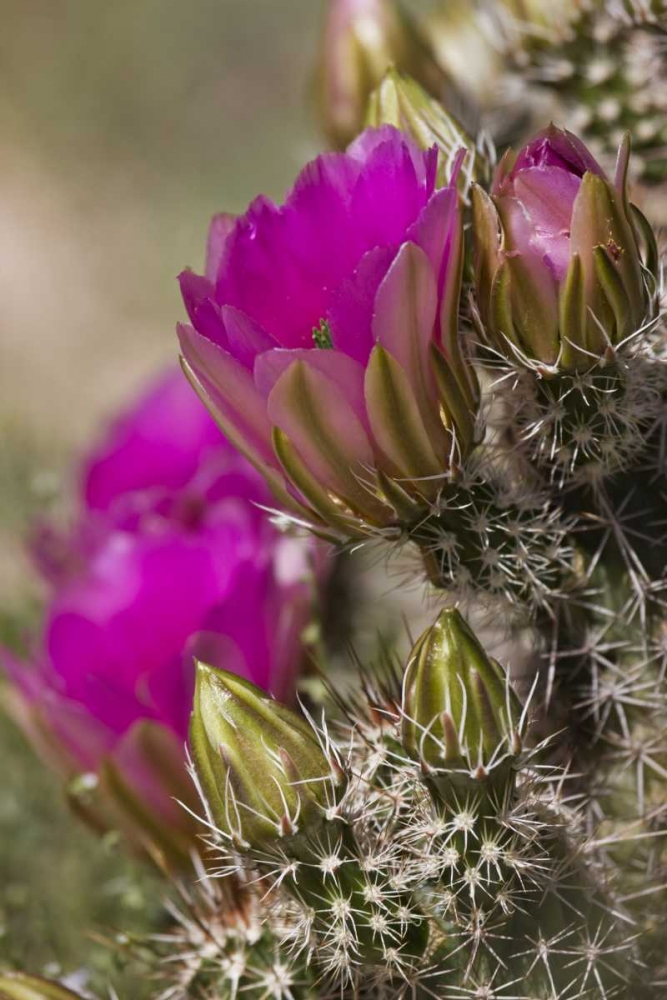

{"left": 144, "top": 858, "right": 316, "bottom": 1000}
{"left": 488, "top": 352, "right": 666, "bottom": 492}
{"left": 397, "top": 470, "right": 574, "bottom": 612}
{"left": 184, "top": 607, "right": 645, "bottom": 999}
{"left": 487, "top": 0, "right": 667, "bottom": 184}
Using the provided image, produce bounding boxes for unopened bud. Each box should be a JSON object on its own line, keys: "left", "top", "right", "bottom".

{"left": 401, "top": 609, "right": 521, "bottom": 789}
{"left": 190, "top": 662, "right": 341, "bottom": 850}
{"left": 473, "top": 126, "right": 657, "bottom": 372}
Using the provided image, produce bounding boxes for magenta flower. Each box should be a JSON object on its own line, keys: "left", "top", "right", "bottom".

{"left": 473, "top": 125, "right": 654, "bottom": 371}
{"left": 81, "top": 367, "right": 223, "bottom": 513}
{"left": 178, "top": 126, "right": 478, "bottom": 536}
{"left": 3, "top": 369, "right": 319, "bottom": 869}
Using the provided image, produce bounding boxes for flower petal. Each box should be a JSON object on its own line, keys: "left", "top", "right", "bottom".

{"left": 408, "top": 187, "right": 458, "bottom": 300}
{"left": 327, "top": 246, "right": 396, "bottom": 364}
{"left": 221, "top": 305, "right": 276, "bottom": 369}
{"left": 495, "top": 196, "right": 560, "bottom": 363}
{"left": 373, "top": 242, "right": 446, "bottom": 451}
{"left": 513, "top": 125, "right": 606, "bottom": 179}
{"left": 365, "top": 344, "right": 442, "bottom": 485}
{"left": 513, "top": 167, "right": 580, "bottom": 282}
{"left": 81, "top": 367, "right": 221, "bottom": 512}
{"left": 267, "top": 359, "right": 380, "bottom": 516}
{"left": 255, "top": 347, "right": 369, "bottom": 433}
{"left": 350, "top": 134, "right": 430, "bottom": 252}
{"left": 348, "top": 125, "right": 433, "bottom": 188}
{"left": 570, "top": 172, "right": 646, "bottom": 342}
{"left": 178, "top": 323, "right": 275, "bottom": 468}
{"left": 179, "top": 269, "right": 214, "bottom": 325}
{"left": 206, "top": 212, "right": 236, "bottom": 282}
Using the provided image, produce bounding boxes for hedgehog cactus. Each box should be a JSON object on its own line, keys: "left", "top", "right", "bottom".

{"left": 162, "top": 44, "right": 667, "bottom": 990}
{"left": 8, "top": 7, "right": 667, "bottom": 999}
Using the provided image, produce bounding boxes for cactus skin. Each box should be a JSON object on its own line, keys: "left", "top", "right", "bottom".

{"left": 490, "top": 0, "right": 667, "bottom": 184}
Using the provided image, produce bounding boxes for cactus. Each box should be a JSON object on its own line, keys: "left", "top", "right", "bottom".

{"left": 8, "top": 5, "right": 667, "bottom": 998}
{"left": 139, "top": 610, "right": 646, "bottom": 999}
{"left": 487, "top": 0, "right": 667, "bottom": 184}
{"left": 154, "top": 34, "right": 667, "bottom": 992}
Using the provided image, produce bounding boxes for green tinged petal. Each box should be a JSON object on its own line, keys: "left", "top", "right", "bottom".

{"left": 488, "top": 261, "right": 519, "bottom": 358}
{"left": 558, "top": 253, "right": 590, "bottom": 369}
{"left": 429, "top": 343, "right": 476, "bottom": 456}
{"left": 471, "top": 184, "right": 502, "bottom": 333}
{"left": 267, "top": 360, "right": 385, "bottom": 522}
{"left": 570, "top": 172, "right": 646, "bottom": 346}
{"left": 593, "top": 245, "right": 633, "bottom": 345}
{"left": 494, "top": 198, "right": 560, "bottom": 365}
{"left": 272, "top": 426, "right": 371, "bottom": 537}
{"left": 365, "top": 344, "right": 443, "bottom": 487}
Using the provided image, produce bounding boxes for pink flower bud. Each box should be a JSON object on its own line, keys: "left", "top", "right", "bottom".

{"left": 473, "top": 125, "right": 656, "bottom": 372}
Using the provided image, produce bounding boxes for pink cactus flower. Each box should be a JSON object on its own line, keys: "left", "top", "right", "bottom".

{"left": 178, "top": 126, "right": 478, "bottom": 536}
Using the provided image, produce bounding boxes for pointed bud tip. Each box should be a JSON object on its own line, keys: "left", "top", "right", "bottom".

{"left": 401, "top": 609, "right": 521, "bottom": 790}
{"left": 190, "top": 662, "right": 339, "bottom": 851}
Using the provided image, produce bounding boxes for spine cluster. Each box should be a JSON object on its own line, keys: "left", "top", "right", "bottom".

{"left": 153, "top": 606, "right": 664, "bottom": 999}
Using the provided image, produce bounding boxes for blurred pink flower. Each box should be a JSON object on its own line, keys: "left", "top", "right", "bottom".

{"left": 3, "top": 368, "right": 320, "bottom": 868}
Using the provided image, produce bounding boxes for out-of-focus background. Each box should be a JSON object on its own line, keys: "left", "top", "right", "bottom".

{"left": 0, "top": 0, "right": 322, "bottom": 990}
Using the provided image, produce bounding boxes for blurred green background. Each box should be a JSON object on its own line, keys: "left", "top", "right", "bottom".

{"left": 0, "top": 1, "right": 323, "bottom": 993}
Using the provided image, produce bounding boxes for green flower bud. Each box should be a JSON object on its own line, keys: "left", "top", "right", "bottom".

{"left": 315, "top": 0, "right": 456, "bottom": 150}
{"left": 0, "top": 974, "right": 84, "bottom": 1000}
{"left": 366, "top": 68, "right": 489, "bottom": 195}
{"left": 190, "top": 662, "right": 341, "bottom": 850}
{"left": 401, "top": 609, "right": 521, "bottom": 789}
